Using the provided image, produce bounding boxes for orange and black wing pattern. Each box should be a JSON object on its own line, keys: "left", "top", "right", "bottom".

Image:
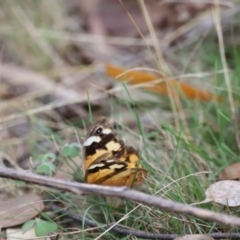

{"left": 83, "top": 116, "right": 147, "bottom": 186}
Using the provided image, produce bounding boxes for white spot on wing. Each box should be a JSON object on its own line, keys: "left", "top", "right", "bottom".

{"left": 110, "top": 164, "right": 125, "bottom": 169}
{"left": 102, "top": 128, "right": 112, "bottom": 134}
{"left": 84, "top": 136, "right": 101, "bottom": 146}
{"left": 88, "top": 163, "right": 105, "bottom": 169}
{"left": 106, "top": 160, "right": 115, "bottom": 163}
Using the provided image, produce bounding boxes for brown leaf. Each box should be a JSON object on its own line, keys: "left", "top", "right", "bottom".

{"left": 174, "top": 234, "right": 214, "bottom": 240}
{"left": 219, "top": 162, "right": 240, "bottom": 180}
{"left": 0, "top": 193, "right": 44, "bottom": 228}
{"left": 205, "top": 180, "right": 240, "bottom": 207}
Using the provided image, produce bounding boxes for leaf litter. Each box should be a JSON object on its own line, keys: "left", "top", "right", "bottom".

{"left": 0, "top": 193, "right": 44, "bottom": 228}
{"left": 219, "top": 162, "right": 240, "bottom": 180}
{"left": 192, "top": 180, "right": 240, "bottom": 207}
{"left": 6, "top": 227, "right": 50, "bottom": 240}
{"left": 0, "top": 0, "right": 239, "bottom": 239}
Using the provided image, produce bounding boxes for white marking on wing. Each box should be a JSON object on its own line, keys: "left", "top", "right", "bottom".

{"left": 102, "top": 128, "right": 112, "bottom": 134}
{"left": 110, "top": 164, "right": 125, "bottom": 169}
{"left": 88, "top": 163, "right": 105, "bottom": 169}
{"left": 84, "top": 136, "right": 101, "bottom": 146}
{"left": 106, "top": 160, "right": 115, "bottom": 163}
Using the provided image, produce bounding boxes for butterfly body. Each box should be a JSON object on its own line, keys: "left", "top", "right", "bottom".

{"left": 83, "top": 116, "right": 147, "bottom": 186}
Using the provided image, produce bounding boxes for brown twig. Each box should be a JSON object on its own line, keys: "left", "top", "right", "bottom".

{"left": 1, "top": 168, "right": 240, "bottom": 226}
{"left": 50, "top": 204, "right": 178, "bottom": 240}
{"left": 51, "top": 205, "right": 240, "bottom": 240}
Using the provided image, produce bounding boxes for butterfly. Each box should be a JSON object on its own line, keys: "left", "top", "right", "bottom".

{"left": 83, "top": 116, "right": 147, "bottom": 186}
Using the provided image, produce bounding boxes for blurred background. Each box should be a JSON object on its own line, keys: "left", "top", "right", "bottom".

{"left": 0, "top": 0, "right": 240, "bottom": 238}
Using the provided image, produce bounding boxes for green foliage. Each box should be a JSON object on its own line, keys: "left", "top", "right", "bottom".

{"left": 22, "top": 219, "right": 58, "bottom": 237}
{"left": 22, "top": 220, "right": 36, "bottom": 233}
{"left": 61, "top": 143, "right": 81, "bottom": 158}
{"left": 35, "top": 219, "right": 58, "bottom": 237}
{"left": 36, "top": 153, "right": 56, "bottom": 175}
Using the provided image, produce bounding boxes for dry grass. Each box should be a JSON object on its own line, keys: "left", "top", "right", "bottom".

{"left": 0, "top": 0, "right": 240, "bottom": 239}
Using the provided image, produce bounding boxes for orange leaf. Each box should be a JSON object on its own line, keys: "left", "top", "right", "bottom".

{"left": 106, "top": 63, "right": 222, "bottom": 102}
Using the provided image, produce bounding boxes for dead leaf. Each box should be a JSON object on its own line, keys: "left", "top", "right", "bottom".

{"left": 106, "top": 63, "right": 222, "bottom": 102}
{"left": 6, "top": 227, "right": 50, "bottom": 240}
{"left": 219, "top": 162, "right": 240, "bottom": 180}
{"left": 174, "top": 234, "right": 214, "bottom": 240}
{"left": 0, "top": 193, "right": 44, "bottom": 228}
{"left": 205, "top": 180, "right": 240, "bottom": 207}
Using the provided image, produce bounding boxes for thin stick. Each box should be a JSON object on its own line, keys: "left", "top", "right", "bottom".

{"left": 51, "top": 205, "right": 240, "bottom": 240}
{"left": 1, "top": 168, "right": 240, "bottom": 226}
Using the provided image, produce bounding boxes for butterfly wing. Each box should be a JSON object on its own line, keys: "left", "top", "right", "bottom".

{"left": 83, "top": 116, "right": 122, "bottom": 169}
{"left": 100, "top": 168, "right": 146, "bottom": 186}
{"left": 85, "top": 155, "right": 147, "bottom": 186}
{"left": 83, "top": 116, "right": 147, "bottom": 186}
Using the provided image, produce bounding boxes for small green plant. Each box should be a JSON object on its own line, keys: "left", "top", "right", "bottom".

{"left": 61, "top": 143, "right": 81, "bottom": 158}
{"left": 22, "top": 218, "right": 58, "bottom": 237}
{"left": 36, "top": 153, "right": 56, "bottom": 175}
